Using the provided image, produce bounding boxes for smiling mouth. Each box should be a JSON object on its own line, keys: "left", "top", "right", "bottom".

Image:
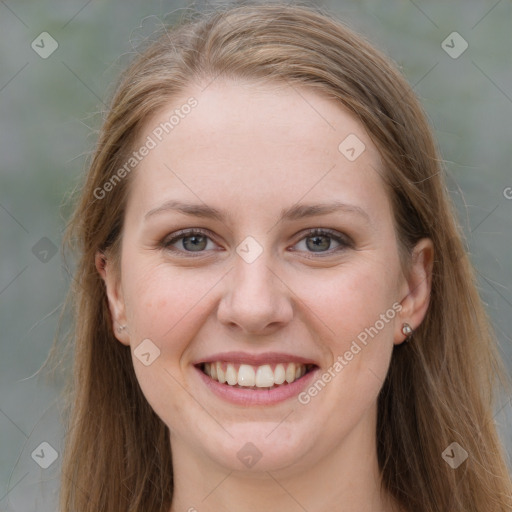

{"left": 197, "top": 362, "right": 317, "bottom": 390}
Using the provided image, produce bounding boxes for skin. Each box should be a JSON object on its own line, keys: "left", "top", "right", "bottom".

{"left": 96, "top": 78, "right": 433, "bottom": 512}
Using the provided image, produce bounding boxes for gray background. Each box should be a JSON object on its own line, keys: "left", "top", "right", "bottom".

{"left": 1, "top": 0, "right": 511, "bottom": 510}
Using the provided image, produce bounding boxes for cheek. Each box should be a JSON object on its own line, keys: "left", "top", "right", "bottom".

{"left": 305, "top": 261, "right": 399, "bottom": 343}
{"left": 123, "top": 262, "right": 220, "bottom": 352}
{"left": 123, "top": 264, "right": 219, "bottom": 430}
{"left": 299, "top": 260, "right": 400, "bottom": 410}
{"left": 293, "top": 266, "right": 398, "bottom": 443}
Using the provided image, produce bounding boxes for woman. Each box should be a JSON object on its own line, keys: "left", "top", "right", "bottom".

{"left": 56, "top": 2, "right": 512, "bottom": 511}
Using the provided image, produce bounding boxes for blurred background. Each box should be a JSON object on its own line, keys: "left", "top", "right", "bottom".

{"left": 1, "top": 0, "right": 511, "bottom": 510}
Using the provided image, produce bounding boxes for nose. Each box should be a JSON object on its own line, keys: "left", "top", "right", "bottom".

{"left": 216, "top": 253, "right": 294, "bottom": 335}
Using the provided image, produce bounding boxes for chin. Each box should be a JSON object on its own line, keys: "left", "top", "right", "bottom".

{"left": 202, "top": 423, "right": 317, "bottom": 474}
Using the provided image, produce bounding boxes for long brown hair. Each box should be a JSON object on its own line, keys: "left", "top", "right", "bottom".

{"left": 52, "top": 2, "right": 512, "bottom": 511}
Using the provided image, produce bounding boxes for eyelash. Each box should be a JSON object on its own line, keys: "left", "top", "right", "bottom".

{"left": 160, "top": 228, "right": 353, "bottom": 258}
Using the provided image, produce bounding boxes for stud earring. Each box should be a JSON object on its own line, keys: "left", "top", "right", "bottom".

{"left": 401, "top": 323, "right": 413, "bottom": 340}
{"left": 116, "top": 324, "right": 127, "bottom": 333}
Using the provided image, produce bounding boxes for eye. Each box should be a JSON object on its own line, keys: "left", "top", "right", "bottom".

{"left": 161, "top": 228, "right": 217, "bottom": 256}
{"left": 291, "top": 228, "right": 352, "bottom": 256}
{"left": 161, "top": 227, "right": 352, "bottom": 258}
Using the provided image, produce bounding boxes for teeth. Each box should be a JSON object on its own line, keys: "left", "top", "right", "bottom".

{"left": 226, "top": 364, "right": 237, "bottom": 385}
{"left": 238, "top": 364, "right": 255, "bottom": 387}
{"left": 274, "top": 363, "right": 286, "bottom": 385}
{"left": 285, "top": 363, "right": 296, "bottom": 383}
{"left": 255, "top": 364, "right": 274, "bottom": 387}
{"left": 202, "top": 361, "right": 312, "bottom": 388}
{"left": 216, "top": 362, "right": 226, "bottom": 384}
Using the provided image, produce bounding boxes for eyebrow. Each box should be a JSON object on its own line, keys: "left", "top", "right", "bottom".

{"left": 144, "top": 200, "right": 371, "bottom": 224}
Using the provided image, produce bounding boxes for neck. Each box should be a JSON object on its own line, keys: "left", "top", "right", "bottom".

{"left": 168, "top": 405, "right": 401, "bottom": 512}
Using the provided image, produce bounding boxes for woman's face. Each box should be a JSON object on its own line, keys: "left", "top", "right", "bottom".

{"left": 99, "top": 78, "right": 431, "bottom": 475}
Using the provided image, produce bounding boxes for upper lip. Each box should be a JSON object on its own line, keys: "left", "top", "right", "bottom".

{"left": 192, "top": 351, "right": 319, "bottom": 367}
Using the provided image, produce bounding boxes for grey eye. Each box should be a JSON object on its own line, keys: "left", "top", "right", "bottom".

{"left": 180, "top": 234, "right": 209, "bottom": 251}
{"left": 305, "top": 234, "right": 334, "bottom": 252}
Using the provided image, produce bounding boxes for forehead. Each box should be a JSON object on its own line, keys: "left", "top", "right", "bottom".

{"left": 126, "top": 78, "right": 389, "bottom": 222}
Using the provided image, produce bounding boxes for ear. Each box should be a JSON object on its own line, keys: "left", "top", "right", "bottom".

{"left": 395, "top": 238, "right": 434, "bottom": 345}
{"left": 95, "top": 250, "right": 130, "bottom": 346}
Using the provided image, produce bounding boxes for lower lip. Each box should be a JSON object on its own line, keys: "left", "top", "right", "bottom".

{"left": 194, "top": 365, "right": 319, "bottom": 406}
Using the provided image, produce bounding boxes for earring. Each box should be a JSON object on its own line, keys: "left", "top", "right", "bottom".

{"left": 116, "top": 324, "right": 127, "bottom": 333}
{"left": 401, "top": 323, "right": 413, "bottom": 340}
